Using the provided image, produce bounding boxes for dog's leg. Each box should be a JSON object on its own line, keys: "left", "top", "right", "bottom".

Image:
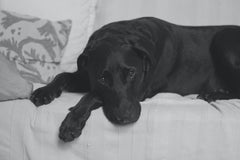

{"left": 30, "top": 71, "right": 90, "bottom": 106}
{"left": 209, "top": 28, "right": 240, "bottom": 100}
{"left": 197, "top": 89, "right": 239, "bottom": 102}
{"left": 59, "top": 92, "right": 102, "bottom": 142}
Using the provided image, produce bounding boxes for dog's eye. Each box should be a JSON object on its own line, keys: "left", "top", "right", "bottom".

{"left": 122, "top": 67, "right": 136, "bottom": 82}
{"left": 99, "top": 76, "right": 112, "bottom": 87}
{"left": 98, "top": 71, "right": 112, "bottom": 87}
{"left": 128, "top": 68, "right": 136, "bottom": 79}
{"left": 98, "top": 77, "right": 106, "bottom": 85}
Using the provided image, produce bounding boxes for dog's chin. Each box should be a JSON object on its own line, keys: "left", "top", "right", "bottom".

{"left": 102, "top": 99, "right": 141, "bottom": 125}
{"left": 107, "top": 116, "right": 139, "bottom": 125}
{"left": 103, "top": 109, "right": 140, "bottom": 125}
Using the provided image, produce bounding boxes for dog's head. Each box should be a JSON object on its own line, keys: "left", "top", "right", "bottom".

{"left": 78, "top": 22, "right": 155, "bottom": 125}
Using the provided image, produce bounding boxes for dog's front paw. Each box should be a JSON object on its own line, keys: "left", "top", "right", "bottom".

{"left": 59, "top": 111, "right": 88, "bottom": 142}
{"left": 30, "top": 86, "right": 62, "bottom": 106}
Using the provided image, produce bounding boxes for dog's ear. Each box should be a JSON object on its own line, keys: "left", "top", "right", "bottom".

{"left": 132, "top": 41, "right": 155, "bottom": 63}
{"left": 132, "top": 46, "right": 152, "bottom": 76}
{"left": 77, "top": 54, "right": 88, "bottom": 69}
{"left": 129, "top": 38, "right": 156, "bottom": 76}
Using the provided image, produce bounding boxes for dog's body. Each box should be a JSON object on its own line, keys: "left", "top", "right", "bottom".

{"left": 31, "top": 17, "right": 240, "bottom": 142}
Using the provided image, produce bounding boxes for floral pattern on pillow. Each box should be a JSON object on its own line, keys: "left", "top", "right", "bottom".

{"left": 0, "top": 10, "right": 72, "bottom": 83}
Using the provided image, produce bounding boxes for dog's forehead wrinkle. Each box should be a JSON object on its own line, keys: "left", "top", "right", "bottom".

{"left": 103, "top": 52, "right": 124, "bottom": 70}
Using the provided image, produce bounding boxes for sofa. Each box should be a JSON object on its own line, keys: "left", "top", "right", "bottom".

{"left": 1, "top": 0, "right": 240, "bottom": 160}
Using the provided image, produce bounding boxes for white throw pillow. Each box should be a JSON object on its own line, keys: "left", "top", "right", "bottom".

{"left": 0, "top": 0, "right": 98, "bottom": 72}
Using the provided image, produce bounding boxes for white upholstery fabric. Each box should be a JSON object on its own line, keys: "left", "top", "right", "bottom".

{"left": 95, "top": 0, "right": 240, "bottom": 29}
{"left": 1, "top": 84, "right": 240, "bottom": 160}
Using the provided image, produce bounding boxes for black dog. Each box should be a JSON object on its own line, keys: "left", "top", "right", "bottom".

{"left": 30, "top": 17, "right": 240, "bottom": 142}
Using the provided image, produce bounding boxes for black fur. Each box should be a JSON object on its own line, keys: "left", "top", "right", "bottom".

{"left": 30, "top": 17, "right": 240, "bottom": 142}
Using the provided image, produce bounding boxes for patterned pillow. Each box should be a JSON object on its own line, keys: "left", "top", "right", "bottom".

{"left": 0, "top": 10, "right": 72, "bottom": 83}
